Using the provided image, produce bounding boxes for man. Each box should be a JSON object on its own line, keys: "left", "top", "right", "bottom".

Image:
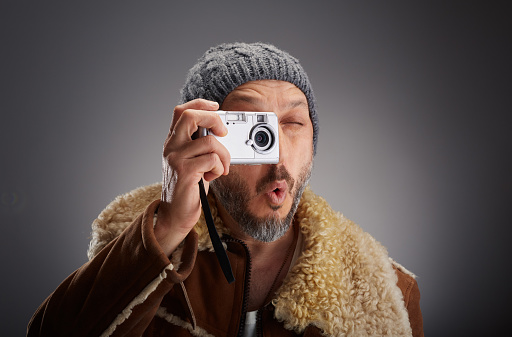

{"left": 28, "top": 42, "right": 423, "bottom": 336}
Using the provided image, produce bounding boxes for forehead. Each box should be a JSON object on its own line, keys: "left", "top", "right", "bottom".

{"left": 221, "top": 80, "right": 308, "bottom": 113}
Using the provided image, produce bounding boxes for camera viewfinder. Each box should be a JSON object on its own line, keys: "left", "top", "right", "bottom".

{"left": 256, "top": 114, "right": 267, "bottom": 123}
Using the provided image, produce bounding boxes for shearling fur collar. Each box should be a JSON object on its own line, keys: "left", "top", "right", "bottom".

{"left": 88, "top": 183, "right": 413, "bottom": 336}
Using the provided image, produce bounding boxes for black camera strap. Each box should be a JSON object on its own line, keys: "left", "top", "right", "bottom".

{"left": 198, "top": 178, "right": 235, "bottom": 284}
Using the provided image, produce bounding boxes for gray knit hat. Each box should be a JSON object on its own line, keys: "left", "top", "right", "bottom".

{"left": 180, "top": 42, "right": 318, "bottom": 155}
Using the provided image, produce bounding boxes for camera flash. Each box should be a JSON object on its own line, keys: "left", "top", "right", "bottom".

{"left": 227, "top": 113, "right": 246, "bottom": 122}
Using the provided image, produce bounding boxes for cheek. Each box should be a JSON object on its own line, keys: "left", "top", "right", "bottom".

{"left": 291, "top": 138, "right": 313, "bottom": 163}
{"left": 291, "top": 146, "right": 313, "bottom": 183}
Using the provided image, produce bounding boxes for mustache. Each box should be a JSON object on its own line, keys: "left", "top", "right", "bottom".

{"left": 255, "top": 165, "right": 295, "bottom": 194}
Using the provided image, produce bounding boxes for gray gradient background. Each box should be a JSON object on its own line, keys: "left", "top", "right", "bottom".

{"left": 2, "top": 1, "right": 511, "bottom": 336}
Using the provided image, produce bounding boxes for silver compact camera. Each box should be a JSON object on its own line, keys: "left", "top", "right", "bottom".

{"left": 198, "top": 111, "right": 279, "bottom": 164}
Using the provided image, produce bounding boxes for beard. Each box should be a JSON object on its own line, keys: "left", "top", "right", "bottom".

{"left": 210, "top": 161, "right": 312, "bottom": 242}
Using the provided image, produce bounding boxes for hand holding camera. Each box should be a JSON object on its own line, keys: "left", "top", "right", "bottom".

{"left": 155, "top": 99, "right": 231, "bottom": 257}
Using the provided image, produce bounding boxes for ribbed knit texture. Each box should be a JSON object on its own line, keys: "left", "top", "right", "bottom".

{"left": 180, "top": 42, "right": 318, "bottom": 154}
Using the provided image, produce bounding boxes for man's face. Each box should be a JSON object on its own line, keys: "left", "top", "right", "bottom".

{"left": 210, "top": 80, "right": 314, "bottom": 242}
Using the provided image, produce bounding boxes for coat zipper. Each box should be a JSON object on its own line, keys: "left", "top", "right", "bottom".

{"left": 223, "top": 236, "right": 252, "bottom": 337}
{"left": 256, "top": 308, "right": 264, "bottom": 337}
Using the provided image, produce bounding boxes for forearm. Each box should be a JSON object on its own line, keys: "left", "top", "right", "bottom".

{"left": 27, "top": 200, "right": 198, "bottom": 337}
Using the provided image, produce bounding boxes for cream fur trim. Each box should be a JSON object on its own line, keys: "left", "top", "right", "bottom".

{"left": 100, "top": 264, "right": 174, "bottom": 337}
{"left": 272, "top": 188, "right": 412, "bottom": 336}
{"left": 155, "top": 307, "right": 214, "bottom": 337}
{"left": 89, "top": 184, "right": 413, "bottom": 336}
{"left": 88, "top": 183, "right": 162, "bottom": 260}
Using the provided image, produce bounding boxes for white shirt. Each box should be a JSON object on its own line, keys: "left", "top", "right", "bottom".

{"left": 243, "top": 311, "right": 258, "bottom": 337}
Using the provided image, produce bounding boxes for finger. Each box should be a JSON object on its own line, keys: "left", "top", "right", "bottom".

{"left": 172, "top": 109, "right": 228, "bottom": 144}
{"left": 177, "top": 153, "right": 225, "bottom": 184}
{"left": 170, "top": 99, "right": 219, "bottom": 132}
{"left": 200, "top": 153, "right": 226, "bottom": 182}
{"left": 177, "top": 135, "right": 231, "bottom": 175}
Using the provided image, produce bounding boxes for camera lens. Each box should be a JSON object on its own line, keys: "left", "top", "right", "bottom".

{"left": 254, "top": 130, "right": 269, "bottom": 147}
{"left": 250, "top": 125, "right": 276, "bottom": 153}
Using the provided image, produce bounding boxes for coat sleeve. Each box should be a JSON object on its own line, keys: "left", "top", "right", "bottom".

{"left": 394, "top": 267, "right": 424, "bottom": 337}
{"left": 27, "top": 200, "right": 198, "bottom": 337}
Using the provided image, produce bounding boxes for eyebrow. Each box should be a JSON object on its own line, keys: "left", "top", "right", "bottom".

{"left": 286, "top": 100, "right": 308, "bottom": 109}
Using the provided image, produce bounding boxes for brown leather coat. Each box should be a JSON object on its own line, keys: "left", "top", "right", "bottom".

{"left": 28, "top": 184, "right": 423, "bottom": 336}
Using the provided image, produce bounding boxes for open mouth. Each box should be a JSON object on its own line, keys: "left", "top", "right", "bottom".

{"left": 265, "top": 181, "right": 288, "bottom": 205}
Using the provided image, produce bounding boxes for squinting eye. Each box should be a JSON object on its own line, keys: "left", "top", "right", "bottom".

{"left": 285, "top": 121, "right": 304, "bottom": 126}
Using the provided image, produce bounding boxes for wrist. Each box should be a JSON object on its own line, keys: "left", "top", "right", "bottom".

{"left": 154, "top": 202, "right": 196, "bottom": 257}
